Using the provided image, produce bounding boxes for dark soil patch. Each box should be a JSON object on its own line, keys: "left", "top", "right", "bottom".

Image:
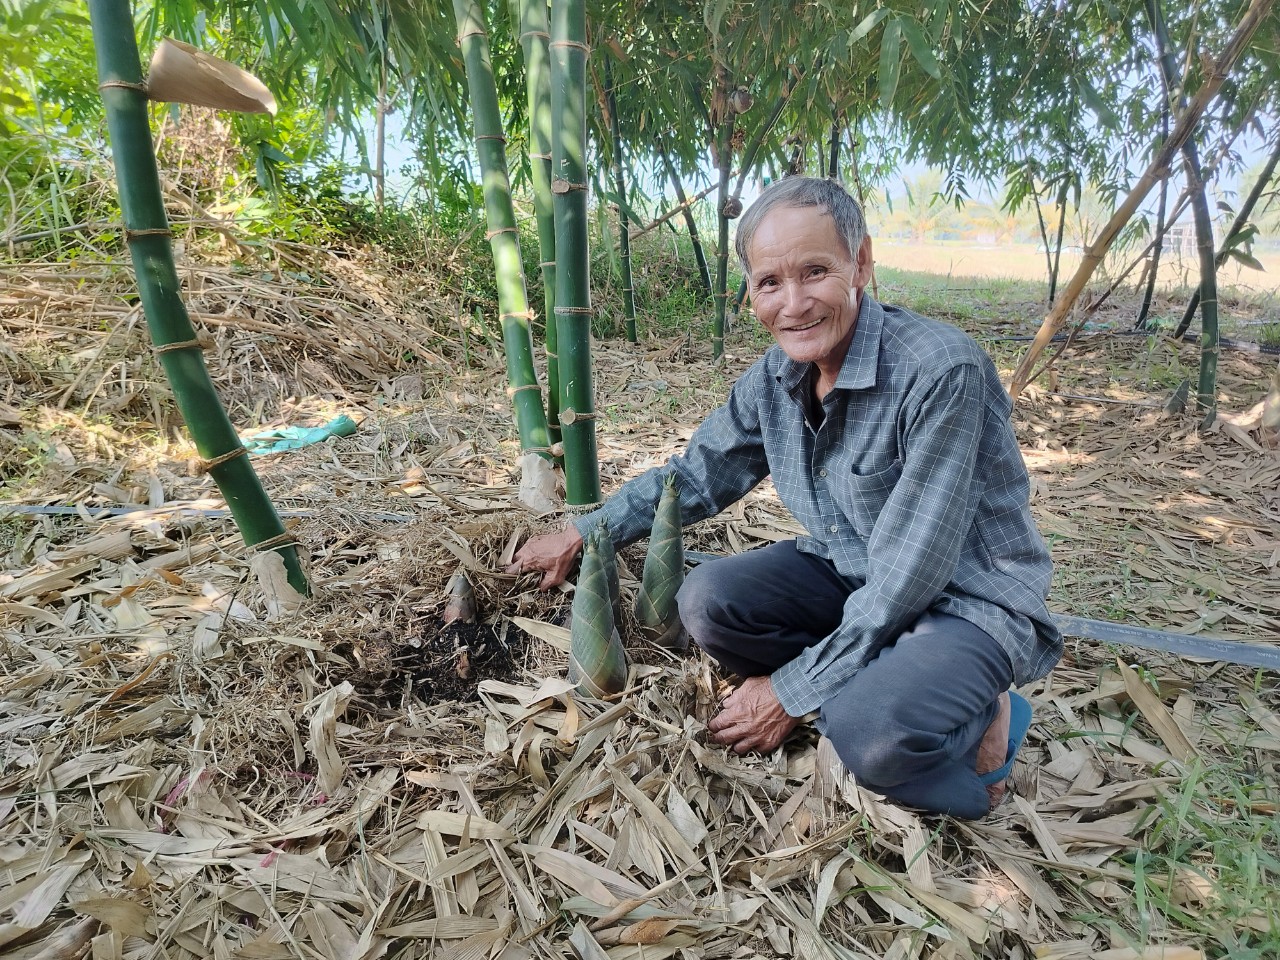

{"left": 397, "top": 615, "right": 522, "bottom": 703}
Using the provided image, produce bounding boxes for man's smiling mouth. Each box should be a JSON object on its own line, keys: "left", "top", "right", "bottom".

{"left": 786, "top": 318, "right": 825, "bottom": 332}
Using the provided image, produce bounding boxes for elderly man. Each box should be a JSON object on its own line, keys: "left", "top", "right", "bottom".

{"left": 511, "top": 177, "right": 1060, "bottom": 819}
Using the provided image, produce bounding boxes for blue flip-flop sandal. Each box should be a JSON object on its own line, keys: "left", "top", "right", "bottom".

{"left": 978, "top": 690, "right": 1032, "bottom": 788}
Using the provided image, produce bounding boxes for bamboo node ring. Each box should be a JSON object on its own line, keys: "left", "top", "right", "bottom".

{"left": 484, "top": 227, "right": 519, "bottom": 240}
{"left": 549, "top": 40, "right": 590, "bottom": 53}
{"left": 125, "top": 227, "right": 173, "bottom": 241}
{"left": 499, "top": 310, "right": 537, "bottom": 321}
{"left": 251, "top": 531, "right": 299, "bottom": 553}
{"left": 190, "top": 445, "right": 248, "bottom": 476}
{"left": 98, "top": 80, "right": 148, "bottom": 93}
{"left": 153, "top": 338, "right": 205, "bottom": 355}
{"left": 555, "top": 307, "right": 594, "bottom": 315}
{"left": 457, "top": 29, "right": 486, "bottom": 41}
{"left": 506, "top": 383, "right": 542, "bottom": 396}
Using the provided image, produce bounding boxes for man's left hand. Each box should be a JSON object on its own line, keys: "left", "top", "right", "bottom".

{"left": 708, "top": 675, "right": 800, "bottom": 754}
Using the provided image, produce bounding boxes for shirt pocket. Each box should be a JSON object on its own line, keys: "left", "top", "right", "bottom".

{"left": 835, "top": 460, "right": 903, "bottom": 536}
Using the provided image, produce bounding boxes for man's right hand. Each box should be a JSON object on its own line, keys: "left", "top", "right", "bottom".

{"left": 506, "top": 527, "right": 584, "bottom": 590}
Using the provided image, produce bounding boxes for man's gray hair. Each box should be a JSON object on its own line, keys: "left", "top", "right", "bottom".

{"left": 735, "top": 177, "right": 867, "bottom": 277}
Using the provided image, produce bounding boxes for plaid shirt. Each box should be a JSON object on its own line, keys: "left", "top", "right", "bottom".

{"left": 574, "top": 295, "right": 1061, "bottom": 716}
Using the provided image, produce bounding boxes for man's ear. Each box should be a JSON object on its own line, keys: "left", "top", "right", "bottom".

{"left": 853, "top": 235, "right": 874, "bottom": 290}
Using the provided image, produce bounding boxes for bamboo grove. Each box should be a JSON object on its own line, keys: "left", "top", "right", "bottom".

{"left": 60, "top": 0, "right": 1280, "bottom": 500}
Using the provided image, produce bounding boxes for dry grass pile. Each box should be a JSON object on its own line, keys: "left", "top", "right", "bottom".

{"left": 0, "top": 240, "right": 454, "bottom": 430}
{"left": 2, "top": 261, "right": 1279, "bottom": 958}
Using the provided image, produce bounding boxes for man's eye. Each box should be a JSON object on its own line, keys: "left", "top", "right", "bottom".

{"left": 808, "top": 267, "right": 826, "bottom": 278}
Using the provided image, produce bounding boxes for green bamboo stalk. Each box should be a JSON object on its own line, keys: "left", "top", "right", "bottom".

{"left": 712, "top": 96, "right": 733, "bottom": 361}
{"left": 658, "top": 146, "right": 712, "bottom": 302}
{"left": 569, "top": 526, "right": 627, "bottom": 698}
{"left": 550, "top": 0, "right": 601, "bottom": 504}
{"left": 454, "top": 0, "right": 553, "bottom": 457}
{"left": 635, "top": 475, "right": 686, "bottom": 650}
{"left": 516, "top": 0, "right": 561, "bottom": 448}
{"left": 87, "top": 0, "right": 306, "bottom": 595}
{"left": 604, "top": 56, "right": 637, "bottom": 343}
{"left": 1145, "top": 0, "right": 1217, "bottom": 417}
{"left": 1176, "top": 133, "right": 1280, "bottom": 332}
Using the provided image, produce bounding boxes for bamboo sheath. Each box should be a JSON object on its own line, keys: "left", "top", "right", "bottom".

{"left": 86, "top": 0, "right": 307, "bottom": 594}
{"left": 516, "top": 0, "right": 561, "bottom": 447}
{"left": 551, "top": 0, "right": 601, "bottom": 505}
{"left": 569, "top": 528, "right": 627, "bottom": 698}
{"left": 454, "top": 0, "right": 552, "bottom": 458}
{"left": 635, "top": 476, "right": 686, "bottom": 650}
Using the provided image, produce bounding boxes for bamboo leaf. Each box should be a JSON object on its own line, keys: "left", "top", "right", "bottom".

{"left": 899, "top": 18, "right": 941, "bottom": 79}
{"left": 878, "top": 18, "right": 902, "bottom": 109}
{"left": 848, "top": 8, "right": 890, "bottom": 49}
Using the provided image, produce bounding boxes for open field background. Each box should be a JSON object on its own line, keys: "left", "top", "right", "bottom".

{"left": 873, "top": 242, "right": 1280, "bottom": 306}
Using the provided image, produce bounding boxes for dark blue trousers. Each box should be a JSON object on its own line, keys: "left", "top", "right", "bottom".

{"left": 677, "top": 540, "right": 1013, "bottom": 819}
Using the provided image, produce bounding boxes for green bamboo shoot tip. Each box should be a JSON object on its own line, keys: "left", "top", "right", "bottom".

{"left": 569, "top": 531, "right": 628, "bottom": 698}
{"left": 635, "top": 474, "right": 686, "bottom": 650}
{"left": 591, "top": 520, "right": 621, "bottom": 619}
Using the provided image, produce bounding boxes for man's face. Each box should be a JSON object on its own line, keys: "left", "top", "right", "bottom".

{"left": 746, "top": 205, "right": 872, "bottom": 371}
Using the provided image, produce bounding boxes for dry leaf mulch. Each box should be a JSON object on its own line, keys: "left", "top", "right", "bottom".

{"left": 2, "top": 260, "right": 1280, "bottom": 959}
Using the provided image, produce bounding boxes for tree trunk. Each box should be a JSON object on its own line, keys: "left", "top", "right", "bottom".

{"left": 1146, "top": 0, "right": 1218, "bottom": 416}
{"left": 1177, "top": 132, "right": 1280, "bottom": 332}
{"left": 1007, "top": 0, "right": 1272, "bottom": 400}
{"left": 711, "top": 70, "right": 733, "bottom": 362}
{"left": 87, "top": 0, "right": 307, "bottom": 594}
{"left": 827, "top": 117, "right": 841, "bottom": 179}
{"left": 1048, "top": 177, "right": 1070, "bottom": 304}
{"left": 516, "top": 0, "right": 560, "bottom": 446}
{"left": 604, "top": 57, "right": 637, "bottom": 343}
{"left": 659, "top": 147, "right": 712, "bottom": 301}
{"left": 846, "top": 127, "right": 878, "bottom": 298}
{"left": 1034, "top": 186, "right": 1054, "bottom": 282}
{"left": 453, "top": 0, "right": 552, "bottom": 456}
{"left": 550, "top": 0, "right": 600, "bottom": 504}
{"left": 374, "top": 67, "right": 387, "bottom": 210}
{"left": 1135, "top": 103, "right": 1169, "bottom": 330}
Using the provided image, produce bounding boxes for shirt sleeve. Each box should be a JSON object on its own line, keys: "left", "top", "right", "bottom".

{"left": 769, "top": 363, "right": 987, "bottom": 716}
{"left": 571, "top": 362, "right": 771, "bottom": 547}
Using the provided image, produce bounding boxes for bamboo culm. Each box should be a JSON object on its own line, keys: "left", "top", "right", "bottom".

{"left": 454, "top": 0, "right": 552, "bottom": 456}
{"left": 1145, "top": 0, "right": 1218, "bottom": 416}
{"left": 550, "top": 0, "right": 601, "bottom": 504}
{"left": 515, "top": 0, "right": 561, "bottom": 447}
{"left": 604, "top": 57, "right": 637, "bottom": 343}
{"left": 87, "top": 0, "right": 307, "bottom": 594}
{"left": 659, "top": 147, "right": 713, "bottom": 301}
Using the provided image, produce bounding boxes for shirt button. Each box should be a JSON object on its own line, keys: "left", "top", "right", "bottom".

{"left": 817, "top": 468, "right": 828, "bottom": 478}
{"left": 828, "top": 524, "right": 839, "bottom": 533}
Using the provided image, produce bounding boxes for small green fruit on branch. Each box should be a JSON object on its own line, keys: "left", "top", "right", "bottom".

{"left": 635, "top": 475, "right": 687, "bottom": 650}
{"left": 569, "top": 527, "right": 628, "bottom": 698}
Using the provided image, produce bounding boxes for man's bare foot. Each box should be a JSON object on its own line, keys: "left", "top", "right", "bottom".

{"left": 976, "top": 691, "right": 1012, "bottom": 810}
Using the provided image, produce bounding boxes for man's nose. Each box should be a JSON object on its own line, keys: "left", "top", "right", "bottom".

{"left": 781, "top": 281, "right": 807, "bottom": 316}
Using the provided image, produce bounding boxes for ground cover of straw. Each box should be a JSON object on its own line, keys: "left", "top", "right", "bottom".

{"left": 2, "top": 240, "right": 1279, "bottom": 960}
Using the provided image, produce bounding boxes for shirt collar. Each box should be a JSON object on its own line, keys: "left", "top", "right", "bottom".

{"left": 777, "top": 292, "right": 885, "bottom": 394}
